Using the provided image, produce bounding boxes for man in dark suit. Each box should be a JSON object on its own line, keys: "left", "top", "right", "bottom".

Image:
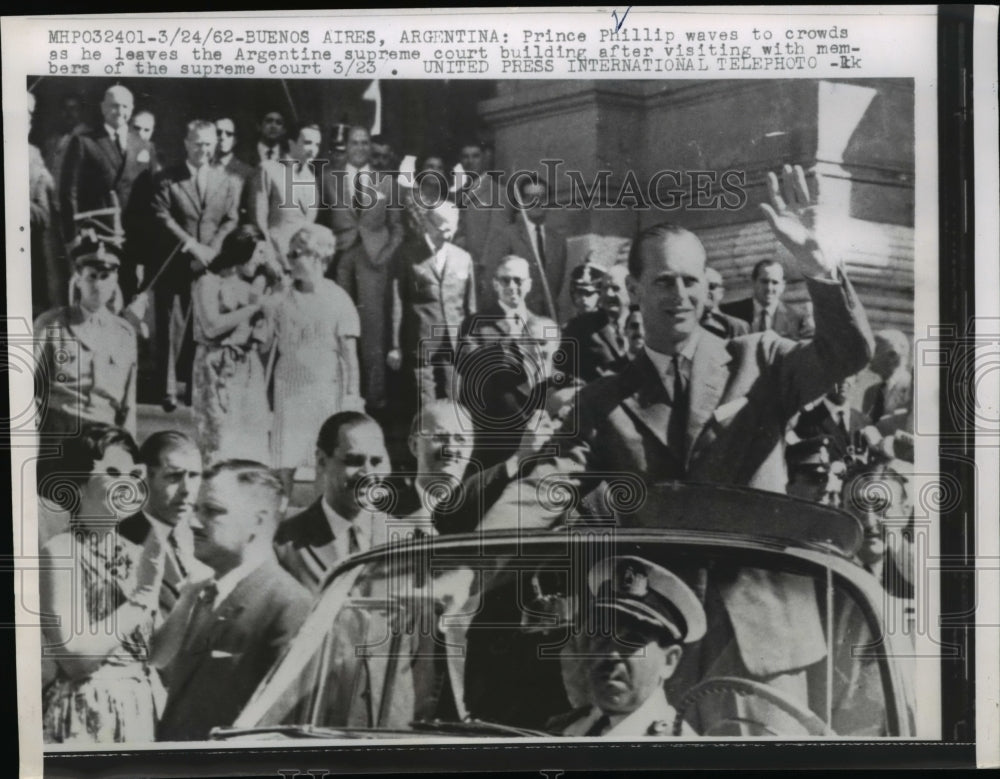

{"left": 484, "top": 173, "right": 567, "bottom": 322}
{"left": 151, "top": 119, "right": 242, "bottom": 410}
{"left": 247, "top": 108, "right": 289, "bottom": 166}
{"left": 214, "top": 116, "right": 253, "bottom": 183}
{"left": 456, "top": 255, "right": 554, "bottom": 469}
{"left": 560, "top": 263, "right": 632, "bottom": 382}
{"left": 154, "top": 460, "right": 311, "bottom": 742}
{"left": 721, "top": 258, "right": 815, "bottom": 340}
{"left": 482, "top": 164, "right": 874, "bottom": 525}
{"left": 389, "top": 199, "right": 476, "bottom": 406}
{"left": 274, "top": 412, "right": 392, "bottom": 595}
{"left": 792, "top": 376, "right": 867, "bottom": 460}
{"left": 118, "top": 431, "right": 211, "bottom": 619}
{"left": 60, "top": 85, "right": 158, "bottom": 299}
{"left": 330, "top": 126, "right": 405, "bottom": 412}
{"left": 700, "top": 266, "right": 750, "bottom": 339}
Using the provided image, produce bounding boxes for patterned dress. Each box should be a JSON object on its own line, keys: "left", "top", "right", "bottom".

{"left": 191, "top": 273, "right": 271, "bottom": 465}
{"left": 42, "top": 529, "right": 166, "bottom": 744}
{"left": 270, "top": 279, "right": 361, "bottom": 469}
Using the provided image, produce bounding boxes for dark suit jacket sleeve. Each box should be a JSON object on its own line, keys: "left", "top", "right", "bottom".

{"left": 434, "top": 460, "right": 512, "bottom": 535}
{"left": 797, "top": 301, "right": 816, "bottom": 339}
{"left": 268, "top": 582, "right": 312, "bottom": 651}
{"left": 768, "top": 275, "right": 873, "bottom": 421}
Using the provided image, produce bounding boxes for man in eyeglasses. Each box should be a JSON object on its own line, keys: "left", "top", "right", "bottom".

{"left": 33, "top": 237, "right": 139, "bottom": 437}
{"left": 699, "top": 266, "right": 749, "bottom": 340}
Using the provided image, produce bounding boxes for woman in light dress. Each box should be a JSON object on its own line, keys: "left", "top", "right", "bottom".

{"left": 191, "top": 225, "right": 277, "bottom": 465}
{"left": 266, "top": 224, "right": 362, "bottom": 496}
{"left": 39, "top": 423, "right": 166, "bottom": 743}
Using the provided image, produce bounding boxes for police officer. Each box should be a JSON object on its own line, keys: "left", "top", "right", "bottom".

{"left": 785, "top": 436, "right": 845, "bottom": 506}
{"left": 567, "top": 261, "right": 605, "bottom": 317}
{"left": 34, "top": 237, "right": 138, "bottom": 438}
{"left": 548, "top": 555, "right": 706, "bottom": 737}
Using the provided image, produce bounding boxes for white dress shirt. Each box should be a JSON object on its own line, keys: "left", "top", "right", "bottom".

{"left": 751, "top": 299, "right": 778, "bottom": 333}
{"left": 211, "top": 557, "right": 262, "bottom": 608}
{"left": 643, "top": 332, "right": 700, "bottom": 399}
{"left": 257, "top": 141, "right": 281, "bottom": 162}
{"left": 320, "top": 496, "right": 376, "bottom": 559}
{"left": 105, "top": 123, "right": 127, "bottom": 153}
{"left": 345, "top": 163, "right": 373, "bottom": 202}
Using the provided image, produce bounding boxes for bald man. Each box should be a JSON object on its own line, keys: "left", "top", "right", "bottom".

{"left": 60, "top": 85, "right": 159, "bottom": 299}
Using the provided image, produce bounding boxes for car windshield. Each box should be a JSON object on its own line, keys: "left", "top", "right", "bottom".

{"left": 236, "top": 531, "right": 903, "bottom": 739}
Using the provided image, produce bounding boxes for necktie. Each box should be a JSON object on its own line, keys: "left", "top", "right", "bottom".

{"left": 167, "top": 528, "right": 188, "bottom": 579}
{"left": 837, "top": 410, "right": 849, "bottom": 438}
{"left": 348, "top": 523, "right": 362, "bottom": 555}
{"left": 756, "top": 308, "right": 768, "bottom": 333}
{"left": 585, "top": 713, "right": 611, "bottom": 736}
{"left": 667, "top": 354, "right": 688, "bottom": 458}
{"left": 195, "top": 165, "right": 208, "bottom": 204}
{"left": 265, "top": 146, "right": 275, "bottom": 161}
{"left": 535, "top": 223, "right": 546, "bottom": 267}
{"left": 113, "top": 130, "right": 126, "bottom": 156}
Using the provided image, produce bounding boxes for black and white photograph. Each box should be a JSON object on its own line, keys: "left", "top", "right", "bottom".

{"left": 3, "top": 6, "right": 998, "bottom": 776}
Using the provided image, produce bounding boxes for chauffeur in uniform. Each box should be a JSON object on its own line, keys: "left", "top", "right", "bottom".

{"left": 547, "top": 555, "right": 706, "bottom": 737}
{"left": 34, "top": 237, "right": 138, "bottom": 437}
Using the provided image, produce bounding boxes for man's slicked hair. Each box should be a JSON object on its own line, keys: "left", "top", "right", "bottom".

{"left": 316, "top": 411, "right": 377, "bottom": 457}
{"left": 626, "top": 222, "right": 701, "bottom": 280}
{"left": 138, "top": 430, "right": 197, "bottom": 469}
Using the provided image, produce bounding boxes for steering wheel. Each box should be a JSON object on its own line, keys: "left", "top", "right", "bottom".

{"left": 672, "top": 676, "right": 834, "bottom": 737}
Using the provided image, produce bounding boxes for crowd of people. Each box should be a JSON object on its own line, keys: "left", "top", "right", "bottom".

{"left": 30, "top": 83, "right": 916, "bottom": 744}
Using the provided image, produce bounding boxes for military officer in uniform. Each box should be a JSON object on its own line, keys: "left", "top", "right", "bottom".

{"left": 34, "top": 237, "right": 138, "bottom": 438}
{"left": 548, "top": 555, "right": 706, "bottom": 737}
{"left": 567, "top": 261, "right": 605, "bottom": 317}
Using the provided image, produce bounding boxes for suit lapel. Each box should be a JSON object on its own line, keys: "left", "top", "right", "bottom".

{"left": 176, "top": 166, "right": 202, "bottom": 212}
{"left": 686, "top": 331, "right": 731, "bottom": 462}
{"left": 620, "top": 354, "right": 672, "bottom": 450}
{"left": 117, "top": 511, "right": 151, "bottom": 545}
{"left": 95, "top": 133, "right": 124, "bottom": 173}
{"left": 596, "top": 320, "right": 626, "bottom": 360}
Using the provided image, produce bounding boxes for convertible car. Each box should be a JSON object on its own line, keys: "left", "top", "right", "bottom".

{"left": 214, "top": 483, "right": 917, "bottom": 741}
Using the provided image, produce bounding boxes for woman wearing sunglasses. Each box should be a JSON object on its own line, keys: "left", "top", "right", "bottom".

{"left": 38, "top": 422, "right": 168, "bottom": 743}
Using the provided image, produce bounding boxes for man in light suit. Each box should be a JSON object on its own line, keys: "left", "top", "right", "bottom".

{"left": 248, "top": 120, "right": 335, "bottom": 267}
{"left": 390, "top": 199, "right": 476, "bottom": 406}
{"left": 483, "top": 165, "right": 873, "bottom": 527}
{"left": 118, "top": 431, "right": 211, "bottom": 619}
{"left": 331, "top": 126, "right": 405, "bottom": 412}
{"left": 721, "top": 258, "right": 815, "bottom": 340}
{"left": 273, "top": 412, "right": 392, "bottom": 595}
{"left": 484, "top": 173, "right": 567, "bottom": 322}
{"left": 60, "top": 85, "right": 159, "bottom": 300}
{"left": 151, "top": 119, "right": 242, "bottom": 410}
{"left": 154, "top": 460, "right": 311, "bottom": 741}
